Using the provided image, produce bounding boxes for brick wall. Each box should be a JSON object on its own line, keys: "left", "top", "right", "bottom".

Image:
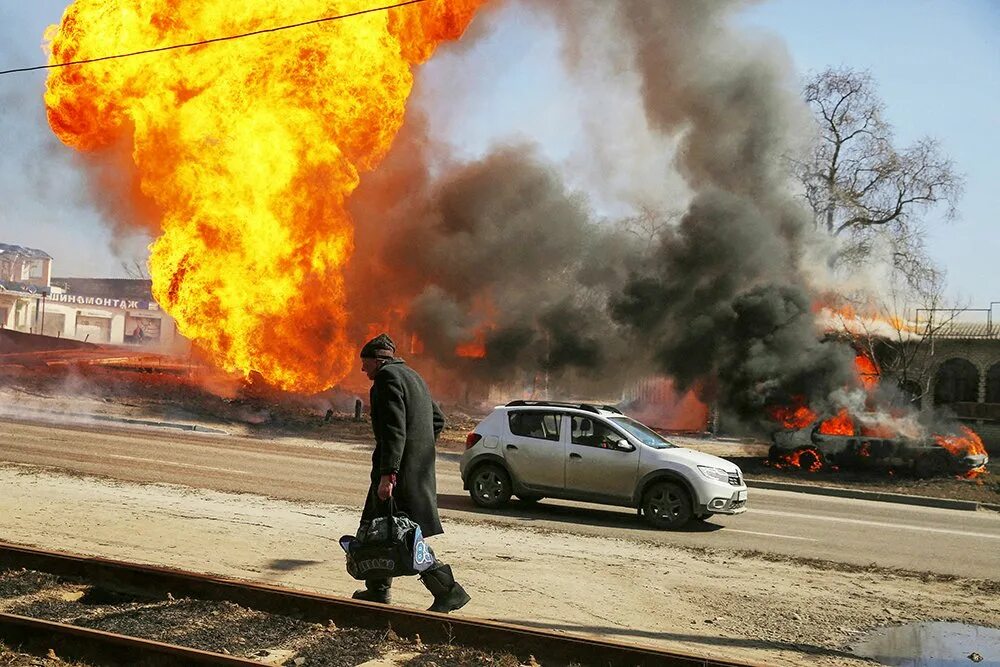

{"left": 902, "top": 338, "right": 1000, "bottom": 453}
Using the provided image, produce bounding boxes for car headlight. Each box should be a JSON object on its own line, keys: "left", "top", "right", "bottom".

{"left": 697, "top": 465, "right": 731, "bottom": 483}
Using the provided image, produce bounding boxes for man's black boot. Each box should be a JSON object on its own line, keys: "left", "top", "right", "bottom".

{"left": 419, "top": 564, "right": 470, "bottom": 613}
{"left": 352, "top": 578, "right": 392, "bottom": 604}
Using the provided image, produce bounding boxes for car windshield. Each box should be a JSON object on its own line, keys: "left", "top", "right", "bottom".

{"left": 609, "top": 417, "right": 677, "bottom": 449}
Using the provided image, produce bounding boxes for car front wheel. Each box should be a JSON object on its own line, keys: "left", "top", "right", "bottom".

{"left": 642, "top": 481, "right": 693, "bottom": 530}
{"left": 469, "top": 463, "right": 512, "bottom": 509}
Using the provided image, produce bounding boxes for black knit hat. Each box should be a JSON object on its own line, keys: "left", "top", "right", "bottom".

{"left": 360, "top": 333, "right": 396, "bottom": 359}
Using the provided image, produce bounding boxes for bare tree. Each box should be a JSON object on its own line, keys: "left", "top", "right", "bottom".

{"left": 120, "top": 257, "right": 150, "bottom": 280}
{"left": 794, "top": 68, "right": 963, "bottom": 296}
{"left": 616, "top": 205, "right": 679, "bottom": 245}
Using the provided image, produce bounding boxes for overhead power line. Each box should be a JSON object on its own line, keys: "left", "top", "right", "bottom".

{"left": 0, "top": 0, "right": 426, "bottom": 77}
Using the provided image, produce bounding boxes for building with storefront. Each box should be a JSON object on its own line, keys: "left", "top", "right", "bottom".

{"left": 1, "top": 241, "right": 183, "bottom": 349}
{"left": 44, "top": 277, "right": 182, "bottom": 348}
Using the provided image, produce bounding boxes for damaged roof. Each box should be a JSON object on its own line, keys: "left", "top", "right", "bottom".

{"left": 0, "top": 243, "right": 52, "bottom": 260}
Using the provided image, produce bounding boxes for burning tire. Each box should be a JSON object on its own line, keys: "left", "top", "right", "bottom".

{"left": 793, "top": 446, "right": 824, "bottom": 472}
{"left": 469, "top": 464, "right": 512, "bottom": 509}
{"left": 641, "top": 481, "right": 693, "bottom": 530}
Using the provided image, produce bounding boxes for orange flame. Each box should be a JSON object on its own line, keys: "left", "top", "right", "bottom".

{"left": 44, "top": 0, "right": 487, "bottom": 392}
{"left": 854, "top": 352, "right": 880, "bottom": 391}
{"left": 818, "top": 408, "right": 855, "bottom": 436}
{"left": 455, "top": 340, "right": 486, "bottom": 359}
{"left": 768, "top": 398, "right": 817, "bottom": 430}
{"left": 934, "top": 426, "right": 988, "bottom": 459}
{"left": 774, "top": 446, "right": 824, "bottom": 472}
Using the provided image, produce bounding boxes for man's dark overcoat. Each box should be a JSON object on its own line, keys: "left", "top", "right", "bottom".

{"left": 361, "top": 359, "right": 446, "bottom": 537}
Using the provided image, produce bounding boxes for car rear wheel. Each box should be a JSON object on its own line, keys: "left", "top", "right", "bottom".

{"left": 642, "top": 481, "right": 692, "bottom": 530}
{"left": 794, "top": 447, "right": 823, "bottom": 472}
{"left": 469, "top": 464, "right": 512, "bottom": 509}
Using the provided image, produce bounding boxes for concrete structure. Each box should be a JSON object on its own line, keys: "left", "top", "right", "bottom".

{"left": 0, "top": 243, "right": 52, "bottom": 333}
{"left": 45, "top": 277, "right": 182, "bottom": 348}
{"left": 899, "top": 312, "right": 1000, "bottom": 453}
{"left": 0, "top": 241, "right": 183, "bottom": 350}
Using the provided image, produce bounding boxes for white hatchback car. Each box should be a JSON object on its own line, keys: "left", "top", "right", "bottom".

{"left": 460, "top": 401, "right": 748, "bottom": 530}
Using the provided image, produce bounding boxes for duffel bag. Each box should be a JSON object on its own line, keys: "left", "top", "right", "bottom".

{"left": 340, "top": 501, "right": 436, "bottom": 580}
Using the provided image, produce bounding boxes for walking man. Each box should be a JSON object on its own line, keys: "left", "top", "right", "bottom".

{"left": 353, "top": 333, "right": 471, "bottom": 613}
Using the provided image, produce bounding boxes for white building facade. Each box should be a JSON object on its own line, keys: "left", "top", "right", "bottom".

{"left": 1, "top": 242, "right": 182, "bottom": 349}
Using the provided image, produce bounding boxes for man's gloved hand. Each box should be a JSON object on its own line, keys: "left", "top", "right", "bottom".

{"left": 377, "top": 473, "right": 395, "bottom": 500}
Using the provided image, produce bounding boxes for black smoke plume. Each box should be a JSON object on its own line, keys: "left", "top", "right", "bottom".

{"left": 347, "top": 0, "right": 858, "bottom": 419}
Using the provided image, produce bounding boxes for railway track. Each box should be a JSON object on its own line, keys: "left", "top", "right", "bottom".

{"left": 0, "top": 541, "right": 757, "bottom": 666}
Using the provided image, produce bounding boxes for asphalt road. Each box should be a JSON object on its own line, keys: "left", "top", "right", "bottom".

{"left": 2, "top": 416, "right": 998, "bottom": 579}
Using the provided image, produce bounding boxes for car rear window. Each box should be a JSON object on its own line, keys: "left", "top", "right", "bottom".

{"left": 508, "top": 411, "right": 561, "bottom": 441}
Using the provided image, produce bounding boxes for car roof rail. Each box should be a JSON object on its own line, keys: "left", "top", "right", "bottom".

{"left": 504, "top": 400, "right": 610, "bottom": 415}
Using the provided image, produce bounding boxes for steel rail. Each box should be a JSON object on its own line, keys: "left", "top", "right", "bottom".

{"left": 0, "top": 612, "right": 265, "bottom": 666}
{"left": 0, "top": 541, "right": 757, "bottom": 667}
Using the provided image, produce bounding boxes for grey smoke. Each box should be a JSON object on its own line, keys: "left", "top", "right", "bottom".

{"left": 554, "top": 0, "right": 858, "bottom": 417}
{"left": 348, "top": 138, "right": 642, "bottom": 390}
{"left": 347, "top": 0, "right": 860, "bottom": 418}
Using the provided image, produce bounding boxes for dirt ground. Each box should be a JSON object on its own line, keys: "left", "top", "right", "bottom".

{"left": 1, "top": 375, "right": 998, "bottom": 665}
{"left": 0, "top": 464, "right": 996, "bottom": 667}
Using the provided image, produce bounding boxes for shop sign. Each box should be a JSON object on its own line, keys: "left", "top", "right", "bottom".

{"left": 49, "top": 293, "right": 159, "bottom": 311}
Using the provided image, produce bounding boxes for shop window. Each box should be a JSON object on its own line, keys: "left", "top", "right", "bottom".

{"left": 933, "top": 358, "right": 979, "bottom": 405}
{"left": 125, "top": 316, "right": 161, "bottom": 344}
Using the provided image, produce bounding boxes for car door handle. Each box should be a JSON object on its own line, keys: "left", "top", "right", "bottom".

{"left": 569, "top": 453, "right": 582, "bottom": 459}
{"left": 506, "top": 444, "right": 518, "bottom": 451}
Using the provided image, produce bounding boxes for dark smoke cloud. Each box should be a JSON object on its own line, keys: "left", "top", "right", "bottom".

{"left": 347, "top": 133, "right": 643, "bottom": 390}
{"left": 348, "top": 0, "right": 857, "bottom": 418}
{"left": 549, "top": 0, "right": 856, "bottom": 418}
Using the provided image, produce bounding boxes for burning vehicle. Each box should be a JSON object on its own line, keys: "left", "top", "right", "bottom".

{"left": 769, "top": 412, "right": 989, "bottom": 477}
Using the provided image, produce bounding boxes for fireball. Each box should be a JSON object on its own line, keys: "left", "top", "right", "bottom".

{"left": 44, "top": 0, "right": 486, "bottom": 392}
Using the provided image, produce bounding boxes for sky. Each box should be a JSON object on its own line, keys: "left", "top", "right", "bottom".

{"left": 0, "top": 0, "right": 997, "bottom": 307}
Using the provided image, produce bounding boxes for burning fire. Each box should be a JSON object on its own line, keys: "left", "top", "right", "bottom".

{"left": 455, "top": 339, "right": 487, "bottom": 359}
{"left": 817, "top": 408, "right": 854, "bottom": 436}
{"left": 935, "top": 426, "right": 988, "bottom": 460}
{"left": 768, "top": 353, "right": 879, "bottom": 432}
{"left": 767, "top": 340, "right": 989, "bottom": 475}
{"left": 771, "top": 446, "right": 824, "bottom": 473}
{"left": 44, "top": 0, "right": 487, "bottom": 392}
{"left": 768, "top": 398, "right": 816, "bottom": 430}
{"left": 854, "top": 352, "right": 880, "bottom": 391}
{"left": 814, "top": 294, "right": 914, "bottom": 339}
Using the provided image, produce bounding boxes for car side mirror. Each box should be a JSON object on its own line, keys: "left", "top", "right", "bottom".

{"left": 616, "top": 439, "right": 635, "bottom": 452}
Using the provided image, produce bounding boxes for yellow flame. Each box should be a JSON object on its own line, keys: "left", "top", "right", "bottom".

{"left": 44, "top": 0, "right": 486, "bottom": 392}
